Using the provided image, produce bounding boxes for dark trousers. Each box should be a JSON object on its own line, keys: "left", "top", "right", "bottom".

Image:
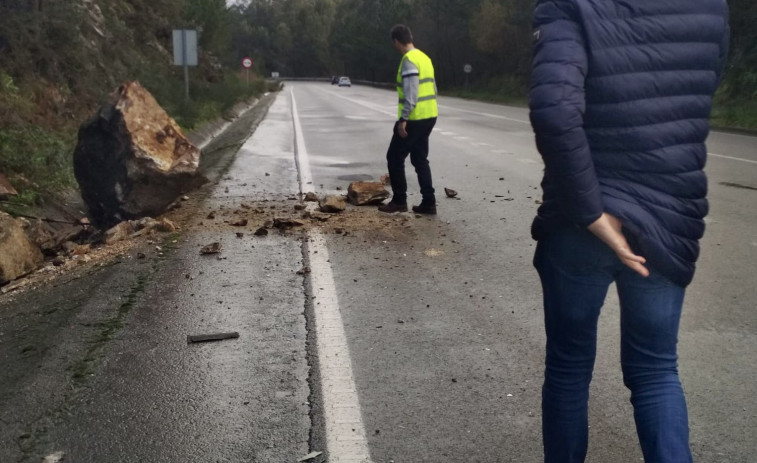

{"left": 386, "top": 117, "right": 436, "bottom": 204}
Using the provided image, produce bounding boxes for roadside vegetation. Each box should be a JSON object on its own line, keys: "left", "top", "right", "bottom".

{"left": 1, "top": 0, "right": 756, "bottom": 216}
{"left": 0, "top": 0, "right": 263, "bottom": 214}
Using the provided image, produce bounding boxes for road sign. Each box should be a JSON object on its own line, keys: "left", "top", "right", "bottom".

{"left": 464, "top": 64, "right": 472, "bottom": 74}
{"left": 172, "top": 30, "right": 198, "bottom": 66}
{"left": 242, "top": 57, "right": 253, "bottom": 69}
{"left": 173, "top": 29, "right": 198, "bottom": 101}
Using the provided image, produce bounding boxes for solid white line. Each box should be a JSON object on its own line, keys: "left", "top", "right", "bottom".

{"left": 290, "top": 87, "right": 373, "bottom": 463}
{"left": 708, "top": 152, "right": 757, "bottom": 165}
{"left": 291, "top": 89, "right": 314, "bottom": 191}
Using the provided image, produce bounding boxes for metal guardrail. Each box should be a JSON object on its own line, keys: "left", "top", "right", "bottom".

{"left": 267, "top": 77, "right": 394, "bottom": 90}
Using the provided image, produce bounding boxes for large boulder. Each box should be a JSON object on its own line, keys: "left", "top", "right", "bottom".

{"left": 347, "top": 181, "right": 390, "bottom": 206}
{"left": 0, "top": 212, "right": 44, "bottom": 285}
{"left": 73, "top": 81, "right": 207, "bottom": 229}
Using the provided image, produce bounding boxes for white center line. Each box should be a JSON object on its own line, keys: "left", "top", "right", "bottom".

{"left": 708, "top": 152, "right": 757, "bottom": 165}
{"left": 291, "top": 88, "right": 373, "bottom": 463}
{"left": 437, "top": 104, "right": 531, "bottom": 124}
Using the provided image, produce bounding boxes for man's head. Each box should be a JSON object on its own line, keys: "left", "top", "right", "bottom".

{"left": 390, "top": 24, "right": 414, "bottom": 52}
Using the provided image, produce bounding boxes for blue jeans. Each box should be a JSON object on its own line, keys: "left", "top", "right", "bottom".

{"left": 533, "top": 227, "right": 692, "bottom": 463}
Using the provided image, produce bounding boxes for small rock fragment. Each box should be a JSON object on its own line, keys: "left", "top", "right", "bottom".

{"left": 200, "top": 242, "right": 221, "bottom": 254}
{"left": 296, "top": 267, "right": 311, "bottom": 275}
{"left": 254, "top": 227, "right": 269, "bottom": 236}
{"left": 319, "top": 195, "right": 347, "bottom": 213}
{"left": 444, "top": 187, "right": 458, "bottom": 198}
{"left": 304, "top": 192, "right": 319, "bottom": 202}
{"left": 230, "top": 218, "right": 248, "bottom": 227}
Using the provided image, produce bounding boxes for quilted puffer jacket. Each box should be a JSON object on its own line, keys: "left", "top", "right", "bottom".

{"left": 529, "top": 0, "right": 730, "bottom": 286}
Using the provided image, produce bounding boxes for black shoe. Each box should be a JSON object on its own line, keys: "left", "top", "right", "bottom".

{"left": 412, "top": 202, "right": 437, "bottom": 215}
{"left": 378, "top": 202, "right": 408, "bottom": 213}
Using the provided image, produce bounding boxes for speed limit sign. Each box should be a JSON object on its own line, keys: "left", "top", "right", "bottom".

{"left": 242, "top": 57, "right": 253, "bottom": 69}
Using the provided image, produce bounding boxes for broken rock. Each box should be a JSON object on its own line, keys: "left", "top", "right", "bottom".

{"left": 73, "top": 81, "right": 208, "bottom": 229}
{"left": 200, "top": 242, "right": 221, "bottom": 254}
{"left": 273, "top": 217, "right": 305, "bottom": 229}
{"left": 304, "top": 192, "right": 319, "bottom": 202}
{"left": 0, "top": 212, "right": 44, "bottom": 285}
{"left": 347, "top": 181, "right": 390, "bottom": 206}
{"left": 319, "top": 195, "right": 347, "bottom": 213}
{"left": 105, "top": 221, "right": 136, "bottom": 244}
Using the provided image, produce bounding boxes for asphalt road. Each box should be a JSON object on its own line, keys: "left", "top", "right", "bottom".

{"left": 1, "top": 82, "right": 755, "bottom": 463}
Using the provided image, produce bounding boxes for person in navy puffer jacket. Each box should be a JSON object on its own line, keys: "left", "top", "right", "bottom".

{"left": 529, "top": 1, "right": 729, "bottom": 462}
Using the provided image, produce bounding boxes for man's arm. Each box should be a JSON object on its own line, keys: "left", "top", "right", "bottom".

{"left": 397, "top": 57, "right": 420, "bottom": 138}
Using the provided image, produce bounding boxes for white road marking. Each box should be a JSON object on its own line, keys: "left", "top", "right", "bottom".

{"left": 291, "top": 91, "right": 314, "bottom": 191}
{"left": 437, "top": 105, "right": 530, "bottom": 124}
{"left": 708, "top": 152, "right": 757, "bottom": 165}
{"left": 321, "top": 89, "right": 395, "bottom": 118}
{"left": 290, "top": 88, "right": 373, "bottom": 463}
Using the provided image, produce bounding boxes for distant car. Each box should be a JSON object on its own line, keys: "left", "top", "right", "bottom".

{"left": 331, "top": 75, "right": 339, "bottom": 85}
{"left": 338, "top": 76, "right": 351, "bottom": 87}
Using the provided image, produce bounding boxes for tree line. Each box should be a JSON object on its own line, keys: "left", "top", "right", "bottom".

{"left": 228, "top": 0, "right": 755, "bottom": 105}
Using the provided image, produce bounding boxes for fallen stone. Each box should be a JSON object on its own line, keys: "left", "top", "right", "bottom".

{"left": 104, "top": 221, "right": 136, "bottom": 244}
{"left": 254, "top": 227, "right": 269, "bottom": 236}
{"left": 347, "top": 181, "right": 390, "bottom": 205}
{"left": 0, "top": 212, "right": 44, "bottom": 285}
{"left": 444, "top": 187, "right": 458, "bottom": 198}
{"left": 155, "top": 218, "right": 177, "bottom": 232}
{"left": 19, "top": 218, "right": 56, "bottom": 253}
{"left": 0, "top": 172, "right": 17, "bottom": 198}
{"left": 303, "top": 211, "right": 331, "bottom": 222}
{"left": 61, "top": 241, "right": 78, "bottom": 254}
{"left": 273, "top": 217, "right": 305, "bottom": 229}
{"left": 319, "top": 195, "right": 347, "bottom": 213}
{"left": 200, "top": 242, "right": 221, "bottom": 254}
{"left": 296, "top": 266, "right": 311, "bottom": 275}
{"left": 230, "top": 218, "right": 248, "bottom": 227}
{"left": 304, "top": 192, "right": 319, "bottom": 202}
{"left": 73, "top": 81, "right": 208, "bottom": 229}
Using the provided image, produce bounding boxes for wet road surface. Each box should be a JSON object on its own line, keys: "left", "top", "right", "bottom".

{"left": 1, "top": 83, "right": 756, "bottom": 462}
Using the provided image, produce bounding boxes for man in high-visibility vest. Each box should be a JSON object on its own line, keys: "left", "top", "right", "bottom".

{"left": 378, "top": 24, "right": 439, "bottom": 215}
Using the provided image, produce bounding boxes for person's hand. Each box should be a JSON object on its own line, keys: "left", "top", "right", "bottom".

{"left": 587, "top": 213, "right": 649, "bottom": 277}
{"left": 398, "top": 120, "right": 408, "bottom": 138}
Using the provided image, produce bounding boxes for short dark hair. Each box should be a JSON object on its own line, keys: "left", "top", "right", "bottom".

{"left": 390, "top": 24, "right": 413, "bottom": 45}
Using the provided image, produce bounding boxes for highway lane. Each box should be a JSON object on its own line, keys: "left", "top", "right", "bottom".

{"left": 288, "top": 81, "right": 757, "bottom": 462}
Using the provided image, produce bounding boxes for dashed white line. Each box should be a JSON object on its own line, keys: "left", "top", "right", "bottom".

{"left": 437, "top": 104, "right": 530, "bottom": 124}
{"left": 708, "top": 152, "right": 757, "bottom": 165}
{"left": 290, "top": 88, "right": 373, "bottom": 463}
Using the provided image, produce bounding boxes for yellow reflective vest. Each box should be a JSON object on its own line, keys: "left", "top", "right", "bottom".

{"left": 396, "top": 49, "right": 438, "bottom": 121}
